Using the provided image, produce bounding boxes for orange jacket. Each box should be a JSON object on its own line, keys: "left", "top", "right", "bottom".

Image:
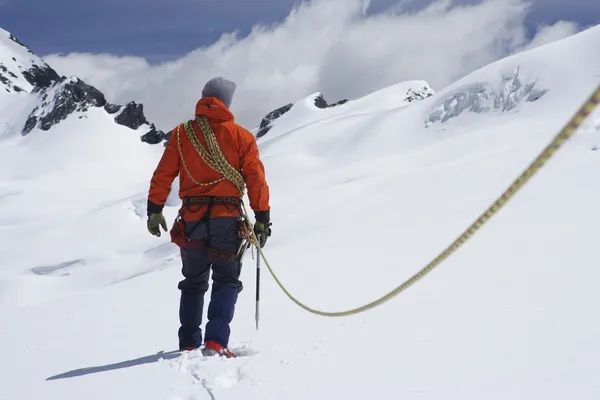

{"left": 148, "top": 97, "right": 270, "bottom": 220}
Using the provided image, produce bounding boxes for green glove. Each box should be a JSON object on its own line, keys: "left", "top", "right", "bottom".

{"left": 253, "top": 221, "right": 272, "bottom": 248}
{"left": 147, "top": 212, "right": 168, "bottom": 237}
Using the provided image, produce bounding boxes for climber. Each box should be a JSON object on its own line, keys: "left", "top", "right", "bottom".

{"left": 145, "top": 77, "right": 271, "bottom": 358}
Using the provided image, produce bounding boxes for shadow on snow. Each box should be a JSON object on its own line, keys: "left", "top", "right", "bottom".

{"left": 45, "top": 349, "right": 181, "bottom": 381}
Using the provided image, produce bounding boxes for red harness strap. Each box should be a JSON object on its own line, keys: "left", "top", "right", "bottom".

{"left": 169, "top": 196, "right": 241, "bottom": 262}
{"left": 170, "top": 218, "right": 206, "bottom": 250}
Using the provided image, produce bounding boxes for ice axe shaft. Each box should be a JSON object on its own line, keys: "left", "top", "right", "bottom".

{"left": 255, "top": 245, "right": 260, "bottom": 330}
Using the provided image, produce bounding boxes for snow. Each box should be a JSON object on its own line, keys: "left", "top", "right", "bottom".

{"left": 0, "top": 28, "right": 57, "bottom": 134}
{"left": 257, "top": 80, "right": 433, "bottom": 144}
{"left": 1, "top": 24, "right": 600, "bottom": 400}
{"left": 0, "top": 28, "right": 45, "bottom": 94}
{"left": 0, "top": 91, "right": 38, "bottom": 139}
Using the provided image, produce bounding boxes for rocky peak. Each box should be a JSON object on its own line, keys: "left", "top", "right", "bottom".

{"left": 140, "top": 124, "right": 169, "bottom": 145}
{"left": 0, "top": 29, "right": 61, "bottom": 94}
{"left": 404, "top": 86, "right": 435, "bottom": 103}
{"left": 313, "top": 94, "right": 348, "bottom": 109}
{"left": 256, "top": 93, "right": 349, "bottom": 138}
{"left": 1, "top": 27, "right": 167, "bottom": 144}
{"left": 109, "top": 101, "right": 168, "bottom": 144}
{"left": 21, "top": 77, "right": 168, "bottom": 143}
{"left": 114, "top": 101, "right": 149, "bottom": 130}
{"left": 23, "top": 77, "right": 107, "bottom": 135}
{"left": 22, "top": 64, "right": 61, "bottom": 92}
{"left": 256, "top": 103, "right": 293, "bottom": 138}
{"left": 7, "top": 33, "right": 33, "bottom": 53}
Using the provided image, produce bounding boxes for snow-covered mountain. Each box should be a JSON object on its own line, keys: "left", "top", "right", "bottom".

{"left": 255, "top": 83, "right": 434, "bottom": 138}
{"left": 0, "top": 28, "right": 167, "bottom": 143}
{"left": 1, "top": 23, "right": 600, "bottom": 400}
{"left": 0, "top": 32, "right": 59, "bottom": 94}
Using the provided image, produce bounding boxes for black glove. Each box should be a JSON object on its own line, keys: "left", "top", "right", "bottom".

{"left": 254, "top": 210, "right": 272, "bottom": 248}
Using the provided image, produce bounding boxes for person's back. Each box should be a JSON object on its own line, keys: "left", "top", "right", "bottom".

{"left": 148, "top": 84, "right": 269, "bottom": 221}
{"left": 146, "top": 77, "right": 272, "bottom": 357}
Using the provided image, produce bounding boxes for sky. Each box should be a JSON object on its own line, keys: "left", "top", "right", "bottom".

{"left": 1, "top": 0, "right": 599, "bottom": 129}
{"left": 1, "top": 0, "right": 599, "bottom": 62}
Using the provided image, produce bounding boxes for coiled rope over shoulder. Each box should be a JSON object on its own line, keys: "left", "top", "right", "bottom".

{"left": 177, "top": 116, "right": 256, "bottom": 244}
{"left": 176, "top": 116, "right": 246, "bottom": 195}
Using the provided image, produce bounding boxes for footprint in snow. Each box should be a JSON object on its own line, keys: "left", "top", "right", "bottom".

{"left": 167, "top": 342, "right": 258, "bottom": 394}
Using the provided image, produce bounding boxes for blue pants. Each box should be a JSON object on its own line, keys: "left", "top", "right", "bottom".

{"left": 177, "top": 217, "right": 243, "bottom": 350}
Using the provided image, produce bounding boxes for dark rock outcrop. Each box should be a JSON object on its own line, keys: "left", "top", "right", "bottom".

{"left": 0, "top": 62, "right": 27, "bottom": 94}
{"left": 314, "top": 94, "right": 348, "bottom": 109}
{"left": 256, "top": 103, "right": 293, "bottom": 138}
{"left": 2, "top": 31, "right": 60, "bottom": 92}
{"left": 104, "top": 103, "right": 122, "bottom": 114}
{"left": 256, "top": 93, "right": 349, "bottom": 138}
{"left": 8, "top": 33, "right": 33, "bottom": 54}
{"left": 4, "top": 28, "right": 167, "bottom": 144}
{"left": 140, "top": 123, "right": 169, "bottom": 144}
{"left": 114, "top": 101, "right": 149, "bottom": 130}
{"left": 22, "top": 115, "right": 37, "bottom": 134}
{"left": 21, "top": 64, "right": 61, "bottom": 91}
{"left": 112, "top": 103, "right": 170, "bottom": 145}
{"left": 404, "top": 86, "right": 434, "bottom": 103}
{"left": 22, "top": 77, "right": 107, "bottom": 135}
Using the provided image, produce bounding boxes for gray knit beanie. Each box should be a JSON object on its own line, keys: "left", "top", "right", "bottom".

{"left": 201, "top": 77, "right": 237, "bottom": 109}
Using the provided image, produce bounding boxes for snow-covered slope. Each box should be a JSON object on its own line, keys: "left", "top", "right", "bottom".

{"left": 0, "top": 28, "right": 59, "bottom": 95}
{"left": 1, "top": 24, "right": 600, "bottom": 400}
{"left": 254, "top": 81, "right": 433, "bottom": 138}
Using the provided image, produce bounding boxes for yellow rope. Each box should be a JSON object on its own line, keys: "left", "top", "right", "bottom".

{"left": 176, "top": 123, "right": 225, "bottom": 188}
{"left": 178, "top": 86, "right": 599, "bottom": 317}
{"left": 177, "top": 116, "right": 255, "bottom": 243}
{"left": 179, "top": 116, "right": 246, "bottom": 196}
{"left": 247, "top": 85, "right": 600, "bottom": 317}
{"left": 195, "top": 116, "right": 246, "bottom": 196}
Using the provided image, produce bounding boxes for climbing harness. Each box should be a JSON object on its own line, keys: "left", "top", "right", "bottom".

{"left": 170, "top": 195, "right": 245, "bottom": 262}
{"left": 171, "top": 117, "right": 256, "bottom": 261}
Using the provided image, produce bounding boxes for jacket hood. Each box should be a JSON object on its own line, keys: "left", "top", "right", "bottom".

{"left": 195, "top": 97, "right": 235, "bottom": 122}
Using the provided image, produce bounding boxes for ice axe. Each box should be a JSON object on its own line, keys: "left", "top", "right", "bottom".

{"left": 255, "top": 245, "right": 260, "bottom": 330}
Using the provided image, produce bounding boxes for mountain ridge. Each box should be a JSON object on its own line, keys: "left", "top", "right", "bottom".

{"left": 0, "top": 27, "right": 167, "bottom": 143}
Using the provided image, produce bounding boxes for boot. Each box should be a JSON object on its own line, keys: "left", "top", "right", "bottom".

{"left": 202, "top": 341, "right": 237, "bottom": 358}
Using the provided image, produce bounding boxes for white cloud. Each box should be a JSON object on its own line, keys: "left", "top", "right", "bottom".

{"left": 43, "top": 0, "right": 579, "bottom": 130}
{"left": 519, "top": 20, "right": 580, "bottom": 52}
{"left": 44, "top": 53, "right": 151, "bottom": 102}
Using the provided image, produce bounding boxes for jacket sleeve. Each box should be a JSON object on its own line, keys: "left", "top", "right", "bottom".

{"left": 239, "top": 127, "right": 270, "bottom": 214}
{"left": 147, "top": 127, "right": 181, "bottom": 215}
